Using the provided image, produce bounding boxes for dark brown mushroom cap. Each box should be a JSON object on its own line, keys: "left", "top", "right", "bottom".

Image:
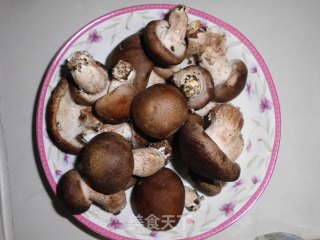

{"left": 57, "top": 169, "right": 91, "bottom": 214}
{"left": 131, "top": 84, "right": 188, "bottom": 139}
{"left": 94, "top": 83, "right": 138, "bottom": 124}
{"left": 172, "top": 65, "right": 215, "bottom": 110}
{"left": 47, "top": 79, "right": 85, "bottom": 154}
{"left": 131, "top": 168, "right": 185, "bottom": 231}
{"left": 80, "top": 132, "right": 134, "bottom": 194}
{"left": 179, "top": 121, "right": 241, "bottom": 181}
{"left": 214, "top": 59, "right": 248, "bottom": 102}
{"left": 116, "top": 32, "right": 142, "bottom": 50}
{"left": 189, "top": 170, "right": 223, "bottom": 196}
{"left": 106, "top": 33, "right": 154, "bottom": 93}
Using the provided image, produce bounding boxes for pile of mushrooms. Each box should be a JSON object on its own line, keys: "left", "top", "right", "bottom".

{"left": 47, "top": 5, "right": 247, "bottom": 231}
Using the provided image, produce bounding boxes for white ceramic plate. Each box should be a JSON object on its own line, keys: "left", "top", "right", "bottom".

{"left": 36, "top": 4, "right": 281, "bottom": 240}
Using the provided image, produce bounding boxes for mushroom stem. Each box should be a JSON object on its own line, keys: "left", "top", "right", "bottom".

{"left": 194, "top": 101, "right": 217, "bottom": 117}
{"left": 200, "top": 56, "right": 232, "bottom": 86}
{"left": 85, "top": 185, "right": 127, "bottom": 214}
{"left": 184, "top": 186, "right": 204, "bottom": 212}
{"left": 132, "top": 148, "right": 168, "bottom": 177}
{"left": 165, "top": 5, "right": 189, "bottom": 47}
{"left": 80, "top": 122, "right": 133, "bottom": 144}
{"left": 187, "top": 30, "right": 227, "bottom": 61}
{"left": 67, "top": 51, "right": 109, "bottom": 94}
{"left": 58, "top": 169, "right": 126, "bottom": 214}
{"left": 204, "top": 104, "right": 244, "bottom": 156}
{"left": 108, "top": 60, "right": 137, "bottom": 93}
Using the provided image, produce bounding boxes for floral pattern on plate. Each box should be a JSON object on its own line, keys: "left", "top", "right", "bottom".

{"left": 36, "top": 4, "right": 281, "bottom": 240}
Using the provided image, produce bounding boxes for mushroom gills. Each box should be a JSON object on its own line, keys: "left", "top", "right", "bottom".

{"left": 50, "top": 79, "right": 92, "bottom": 152}
{"left": 56, "top": 92, "right": 86, "bottom": 148}
{"left": 80, "top": 122, "right": 133, "bottom": 144}
{"left": 201, "top": 56, "right": 232, "bottom": 86}
{"left": 179, "top": 120, "right": 241, "bottom": 181}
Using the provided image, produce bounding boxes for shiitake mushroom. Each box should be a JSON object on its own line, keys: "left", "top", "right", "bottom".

{"left": 131, "top": 84, "right": 188, "bottom": 139}
{"left": 131, "top": 168, "right": 185, "bottom": 231}
{"left": 80, "top": 132, "right": 134, "bottom": 194}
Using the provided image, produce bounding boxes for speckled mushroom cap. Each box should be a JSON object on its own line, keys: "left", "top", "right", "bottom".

{"left": 57, "top": 169, "right": 91, "bottom": 214}
{"left": 80, "top": 132, "right": 134, "bottom": 194}
{"left": 179, "top": 120, "right": 241, "bottom": 181}
{"left": 131, "top": 84, "right": 188, "bottom": 139}
{"left": 47, "top": 79, "right": 88, "bottom": 154}
{"left": 172, "top": 65, "right": 215, "bottom": 110}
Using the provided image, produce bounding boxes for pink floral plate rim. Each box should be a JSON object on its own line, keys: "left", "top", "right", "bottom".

{"left": 36, "top": 4, "right": 281, "bottom": 240}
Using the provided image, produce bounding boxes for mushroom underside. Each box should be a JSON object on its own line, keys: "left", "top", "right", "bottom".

{"left": 48, "top": 79, "right": 87, "bottom": 153}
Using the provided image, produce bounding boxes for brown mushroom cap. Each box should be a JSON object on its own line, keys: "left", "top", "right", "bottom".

{"left": 47, "top": 79, "right": 88, "bottom": 154}
{"left": 172, "top": 65, "right": 215, "bottom": 110}
{"left": 131, "top": 84, "right": 188, "bottom": 139}
{"left": 80, "top": 132, "right": 134, "bottom": 194}
{"left": 189, "top": 170, "right": 223, "bottom": 196}
{"left": 131, "top": 168, "right": 185, "bottom": 231}
{"left": 143, "top": 6, "right": 188, "bottom": 66}
{"left": 213, "top": 59, "right": 248, "bottom": 102}
{"left": 106, "top": 33, "right": 154, "bottom": 93}
{"left": 57, "top": 169, "right": 91, "bottom": 214}
{"left": 179, "top": 121, "right": 241, "bottom": 181}
{"left": 94, "top": 83, "right": 138, "bottom": 123}
{"left": 186, "top": 111, "right": 205, "bottom": 127}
